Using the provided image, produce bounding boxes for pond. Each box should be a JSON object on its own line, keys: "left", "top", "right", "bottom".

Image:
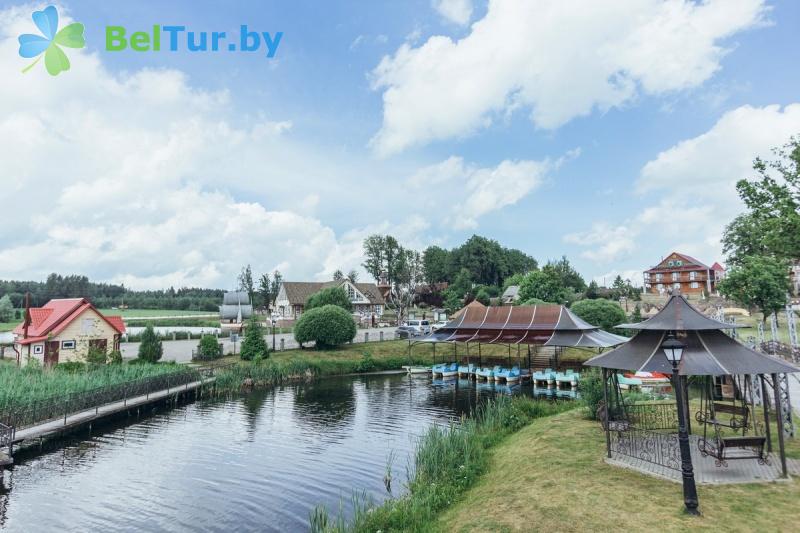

{"left": 0, "top": 374, "right": 569, "bottom": 532}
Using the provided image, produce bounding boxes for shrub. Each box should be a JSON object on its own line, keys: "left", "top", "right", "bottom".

{"left": 353, "top": 350, "right": 376, "bottom": 373}
{"left": 86, "top": 346, "right": 108, "bottom": 365}
{"left": 56, "top": 361, "right": 86, "bottom": 373}
{"left": 108, "top": 350, "right": 123, "bottom": 365}
{"left": 294, "top": 305, "right": 357, "bottom": 349}
{"left": 305, "top": 286, "right": 353, "bottom": 312}
{"left": 197, "top": 334, "right": 222, "bottom": 359}
{"left": 240, "top": 318, "right": 269, "bottom": 361}
{"left": 137, "top": 324, "right": 163, "bottom": 363}
{"left": 570, "top": 298, "right": 627, "bottom": 331}
{"left": 580, "top": 368, "right": 606, "bottom": 420}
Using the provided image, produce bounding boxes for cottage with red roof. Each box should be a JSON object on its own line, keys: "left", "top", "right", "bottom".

{"left": 12, "top": 298, "right": 125, "bottom": 367}
{"left": 643, "top": 252, "right": 724, "bottom": 296}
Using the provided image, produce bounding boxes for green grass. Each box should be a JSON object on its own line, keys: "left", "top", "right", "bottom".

{"left": 0, "top": 320, "right": 18, "bottom": 333}
{"left": 0, "top": 361, "right": 191, "bottom": 412}
{"left": 436, "top": 409, "right": 800, "bottom": 532}
{"left": 309, "top": 397, "right": 574, "bottom": 532}
{"left": 97, "top": 308, "right": 214, "bottom": 318}
{"left": 730, "top": 310, "right": 795, "bottom": 345}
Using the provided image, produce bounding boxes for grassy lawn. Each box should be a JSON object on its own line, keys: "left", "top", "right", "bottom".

{"left": 0, "top": 320, "right": 18, "bottom": 332}
{"left": 436, "top": 409, "right": 799, "bottom": 532}
{"left": 729, "top": 310, "right": 795, "bottom": 345}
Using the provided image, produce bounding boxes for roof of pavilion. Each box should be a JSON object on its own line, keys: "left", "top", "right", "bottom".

{"left": 616, "top": 294, "right": 745, "bottom": 331}
{"left": 584, "top": 329, "right": 799, "bottom": 376}
{"left": 416, "top": 304, "right": 629, "bottom": 348}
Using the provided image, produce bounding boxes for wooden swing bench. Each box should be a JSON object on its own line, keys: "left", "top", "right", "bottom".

{"left": 695, "top": 402, "right": 750, "bottom": 430}
{"left": 699, "top": 431, "right": 769, "bottom": 467}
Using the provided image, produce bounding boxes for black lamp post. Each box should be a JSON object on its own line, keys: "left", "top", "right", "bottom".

{"left": 271, "top": 318, "right": 277, "bottom": 351}
{"left": 662, "top": 334, "right": 700, "bottom": 515}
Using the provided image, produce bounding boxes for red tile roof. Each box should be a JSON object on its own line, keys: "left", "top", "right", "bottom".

{"left": 13, "top": 298, "right": 126, "bottom": 340}
{"left": 646, "top": 251, "right": 712, "bottom": 272}
{"left": 711, "top": 262, "right": 725, "bottom": 271}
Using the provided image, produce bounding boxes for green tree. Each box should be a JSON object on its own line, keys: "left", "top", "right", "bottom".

{"left": 347, "top": 269, "right": 359, "bottom": 283}
{"left": 270, "top": 270, "right": 283, "bottom": 309}
{"left": 442, "top": 287, "right": 463, "bottom": 313}
{"left": 0, "top": 294, "right": 13, "bottom": 322}
{"left": 422, "top": 245, "right": 450, "bottom": 284}
{"left": 547, "top": 256, "right": 586, "bottom": 293}
{"left": 585, "top": 280, "right": 599, "bottom": 299}
{"left": 137, "top": 324, "right": 163, "bottom": 363}
{"left": 474, "top": 287, "right": 491, "bottom": 306}
{"left": 362, "top": 235, "right": 386, "bottom": 281}
{"left": 723, "top": 137, "right": 800, "bottom": 265}
{"left": 197, "top": 334, "right": 222, "bottom": 359}
{"left": 718, "top": 255, "right": 789, "bottom": 323}
{"left": 86, "top": 346, "right": 108, "bottom": 365}
{"left": 240, "top": 317, "right": 269, "bottom": 360}
{"left": 332, "top": 269, "right": 345, "bottom": 281}
{"left": 518, "top": 267, "right": 569, "bottom": 304}
{"left": 258, "top": 273, "right": 271, "bottom": 310}
{"left": 238, "top": 264, "right": 255, "bottom": 303}
{"left": 306, "top": 286, "right": 353, "bottom": 312}
{"left": 629, "top": 305, "right": 643, "bottom": 323}
{"left": 502, "top": 272, "right": 525, "bottom": 291}
{"left": 294, "top": 305, "right": 357, "bottom": 349}
{"left": 570, "top": 299, "right": 627, "bottom": 331}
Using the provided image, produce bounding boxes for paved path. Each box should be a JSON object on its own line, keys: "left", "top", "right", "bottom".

{"left": 609, "top": 434, "right": 800, "bottom": 484}
{"left": 10, "top": 378, "right": 213, "bottom": 445}
{"left": 121, "top": 327, "right": 399, "bottom": 363}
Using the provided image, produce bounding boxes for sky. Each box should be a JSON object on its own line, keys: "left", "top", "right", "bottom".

{"left": 1, "top": 0, "right": 799, "bottom": 290}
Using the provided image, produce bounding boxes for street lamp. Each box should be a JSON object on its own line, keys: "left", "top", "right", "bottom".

{"left": 271, "top": 317, "right": 277, "bottom": 352}
{"left": 661, "top": 333, "right": 699, "bottom": 516}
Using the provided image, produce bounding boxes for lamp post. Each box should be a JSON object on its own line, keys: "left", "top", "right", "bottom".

{"left": 662, "top": 334, "right": 700, "bottom": 516}
{"left": 271, "top": 318, "right": 277, "bottom": 352}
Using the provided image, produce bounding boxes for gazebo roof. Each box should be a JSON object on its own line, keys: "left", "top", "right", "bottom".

{"left": 418, "top": 305, "right": 628, "bottom": 348}
{"left": 584, "top": 329, "right": 799, "bottom": 376}
{"left": 616, "top": 294, "right": 744, "bottom": 331}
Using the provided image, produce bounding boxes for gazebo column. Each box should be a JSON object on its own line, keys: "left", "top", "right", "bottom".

{"left": 602, "top": 368, "right": 611, "bottom": 458}
{"left": 771, "top": 373, "right": 788, "bottom": 477}
{"left": 760, "top": 374, "right": 772, "bottom": 453}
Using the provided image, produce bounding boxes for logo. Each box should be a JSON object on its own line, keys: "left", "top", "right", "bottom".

{"left": 18, "top": 5, "right": 85, "bottom": 76}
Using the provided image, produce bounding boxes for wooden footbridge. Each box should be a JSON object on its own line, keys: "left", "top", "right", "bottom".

{"left": 0, "top": 364, "right": 231, "bottom": 469}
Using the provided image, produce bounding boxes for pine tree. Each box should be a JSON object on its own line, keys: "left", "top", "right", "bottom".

{"left": 138, "top": 324, "right": 163, "bottom": 363}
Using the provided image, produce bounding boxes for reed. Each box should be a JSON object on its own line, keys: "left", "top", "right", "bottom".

{"left": 0, "top": 361, "right": 190, "bottom": 413}
{"left": 310, "top": 396, "right": 575, "bottom": 532}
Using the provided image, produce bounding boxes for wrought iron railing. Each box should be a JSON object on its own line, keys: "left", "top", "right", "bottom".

{"left": 0, "top": 368, "right": 209, "bottom": 431}
{"left": 761, "top": 341, "right": 800, "bottom": 363}
{"left": 625, "top": 402, "right": 679, "bottom": 431}
{"left": 609, "top": 424, "right": 680, "bottom": 470}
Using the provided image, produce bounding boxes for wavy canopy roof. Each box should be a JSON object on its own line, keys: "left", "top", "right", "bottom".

{"left": 617, "top": 294, "right": 744, "bottom": 331}
{"left": 418, "top": 305, "right": 628, "bottom": 348}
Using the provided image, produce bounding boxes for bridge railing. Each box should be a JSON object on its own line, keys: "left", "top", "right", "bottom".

{"left": 0, "top": 368, "right": 206, "bottom": 431}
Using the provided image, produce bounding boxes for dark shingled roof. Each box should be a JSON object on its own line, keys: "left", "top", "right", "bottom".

{"left": 584, "top": 329, "right": 799, "bottom": 376}
{"left": 616, "top": 294, "right": 745, "bottom": 331}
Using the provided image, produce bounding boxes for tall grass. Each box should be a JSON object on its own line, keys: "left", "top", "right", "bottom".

{"left": 213, "top": 351, "right": 431, "bottom": 393}
{"left": 0, "top": 362, "right": 189, "bottom": 412}
{"left": 310, "top": 396, "right": 575, "bottom": 532}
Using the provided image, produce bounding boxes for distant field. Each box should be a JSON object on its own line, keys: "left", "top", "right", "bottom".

{"left": 97, "top": 309, "right": 215, "bottom": 318}
{"left": 0, "top": 321, "right": 18, "bottom": 333}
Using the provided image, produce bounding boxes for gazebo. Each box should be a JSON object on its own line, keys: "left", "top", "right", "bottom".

{"left": 414, "top": 304, "right": 629, "bottom": 370}
{"left": 584, "top": 294, "right": 800, "bottom": 490}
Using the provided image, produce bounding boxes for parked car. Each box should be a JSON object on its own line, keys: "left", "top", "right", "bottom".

{"left": 431, "top": 321, "right": 449, "bottom": 331}
{"left": 406, "top": 319, "right": 432, "bottom": 335}
{"left": 395, "top": 325, "right": 416, "bottom": 339}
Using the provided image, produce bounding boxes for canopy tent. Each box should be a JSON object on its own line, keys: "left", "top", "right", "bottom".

{"left": 584, "top": 329, "right": 798, "bottom": 376}
{"left": 616, "top": 294, "right": 745, "bottom": 331}
{"left": 416, "top": 304, "right": 628, "bottom": 349}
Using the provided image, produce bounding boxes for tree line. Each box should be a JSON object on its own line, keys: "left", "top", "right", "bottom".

{"left": 0, "top": 273, "right": 223, "bottom": 311}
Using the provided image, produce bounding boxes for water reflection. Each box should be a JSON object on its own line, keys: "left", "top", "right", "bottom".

{"left": 0, "top": 373, "right": 572, "bottom": 532}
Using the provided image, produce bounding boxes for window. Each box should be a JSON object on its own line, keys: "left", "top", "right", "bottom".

{"left": 656, "top": 273, "right": 663, "bottom": 281}
{"left": 657, "top": 283, "right": 664, "bottom": 290}
{"left": 61, "top": 340, "right": 76, "bottom": 350}
{"left": 675, "top": 260, "right": 683, "bottom": 266}
{"left": 673, "top": 282, "right": 681, "bottom": 289}
{"left": 345, "top": 283, "right": 356, "bottom": 300}
{"left": 81, "top": 318, "right": 94, "bottom": 333}
{"left": 672, "top": 272, "right": 679, "bottom": 281}
{"left": 690, "top": 282, "right": 699, "bottom": 289}
{"left": 690, "top": 271, "right": 697, "bottom": 280}
{"left": 644, "top": 273, "right": 650, "bottom": 279}
{"left": 667, "top": 260, "right": 674, "bottom": 266}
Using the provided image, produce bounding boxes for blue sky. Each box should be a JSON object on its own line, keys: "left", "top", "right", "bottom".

{"left": 1, "top": 0, "right": 799, "bottom": 289}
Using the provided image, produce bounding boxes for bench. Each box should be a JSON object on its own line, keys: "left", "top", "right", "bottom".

{"left": 719, "top": 436, "right": 768, "bottom": 465}
{"left": 696, "top": 403, "right": 750, "bottom": 430}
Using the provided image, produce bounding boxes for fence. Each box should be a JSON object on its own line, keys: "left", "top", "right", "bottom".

{"left": 0, "top": 369, "right": 205, "bottom": 431}
{"left": 0, "top": 422, "right": 12, "bottom": 448}
{"left": 609, "top": 424, "right": 681, "bottom": 470}
{"left": 761, "top": 341, "right": 800, "bottom": 363}
{"left": 625, "top": 402, "right": 679, "bottom": 431}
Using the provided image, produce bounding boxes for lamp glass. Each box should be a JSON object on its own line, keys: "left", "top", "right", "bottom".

{"left": 661, "top": 337, "right": 684, "bottom": 364}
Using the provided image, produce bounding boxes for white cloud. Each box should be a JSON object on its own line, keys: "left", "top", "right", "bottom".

{"left": 567, "top": 104, "right": 800, "bottom": 267}
{"left": 0, "top": 4, "right": 428, "bottom": 289}
{"left": 432, "top": 0, "right": 473, "bottom": 26}
{"left": 371, "top": 0, "right": 767, "bottom": 155}
{"left": 407, "top": 156, "right": 550, "bottom": 230}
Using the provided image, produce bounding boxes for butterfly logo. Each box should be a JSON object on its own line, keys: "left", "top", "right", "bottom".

{"left": 18, "top": 5, "right": 85, "bottom": 76}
